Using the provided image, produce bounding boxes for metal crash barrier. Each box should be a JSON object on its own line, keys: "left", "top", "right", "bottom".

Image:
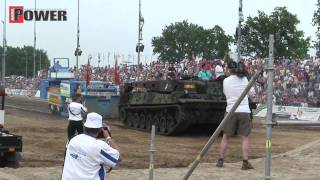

{"left": 272, "top": 113, "right": 320, "bottom": 127}
{"left": 80, "top": 82, "right": 119, "bottom": 118}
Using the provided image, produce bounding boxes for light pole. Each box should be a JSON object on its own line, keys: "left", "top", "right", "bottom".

{"left": 25, "top": 54, "right": 28, "bottom": 78}
{"left": 33, "top": 0, "right": 37, "bottom": 77}
{"left": 128, "top": 54, "right": 131, "bottom": 64}
{"left": 74, "top": 0, "right": 82, "bottom": 70}
{"left": 136, "top": 0, "right": 144, "bottom": 65}
{"left": 1, "top": 20, "right": 5, "bottom": 84}
{"left": 237, "top": 0, "right": 243, "bottom": 62}
{"left": 98, "top": 53, "right": 101, "bottom": 68}
{"left": 39, "top": 50, "right": 42, "bottom": 70}
{"left": 107, "top": 52, "right": 110, "bottom": 68}
{"left": 2, "top": 0, "right": 7, "bottom": 85}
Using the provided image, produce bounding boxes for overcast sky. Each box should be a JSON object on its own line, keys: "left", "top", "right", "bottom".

{"left": 0, "top": 0, "right": 317, "bottom": 67}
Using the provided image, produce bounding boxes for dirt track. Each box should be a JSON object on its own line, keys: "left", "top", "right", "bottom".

{"left": 1, "top": 97, "right": 320, "bottom": 179}
{"left": 3, "top": 97, "right": 320, "bottom": 169}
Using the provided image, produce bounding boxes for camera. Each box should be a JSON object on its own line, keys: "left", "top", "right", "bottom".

{"left": 97, "top": 123, "right": 111, "bottom": 139}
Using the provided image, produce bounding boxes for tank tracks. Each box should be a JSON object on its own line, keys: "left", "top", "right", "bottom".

{"left": 119, "top": 104, "right": 192, "bottom": 135}
{"left": 119, "top": 103, "right": 225, "bottom": 135}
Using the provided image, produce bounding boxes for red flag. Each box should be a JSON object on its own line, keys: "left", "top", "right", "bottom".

{"left": 114, "top": 59, "right": 120, "bottom": 85}
{"left": 86, "top": 61, "right": 91, "bottom": 88}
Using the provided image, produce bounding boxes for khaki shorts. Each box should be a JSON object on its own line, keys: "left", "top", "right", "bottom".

{"left": 223, "top": 112, "right": 252, "bottom": 136}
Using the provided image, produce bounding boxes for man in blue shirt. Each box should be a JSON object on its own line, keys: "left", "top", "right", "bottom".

{"left": 52, "top": 61, "right": 63, "bottom": 71}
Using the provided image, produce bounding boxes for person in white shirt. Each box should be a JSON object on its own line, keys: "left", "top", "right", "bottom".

{"left": 215, "top": 63, "right": 224, "bottom": 79}
{"left": 62, "top": 112, "right": 122, "bottom": 180}
{"left": 216, "top": 60, "right": 255, "bottom": 170}
{"left": 67, "top": 94, "right": 87, "bottom": 140}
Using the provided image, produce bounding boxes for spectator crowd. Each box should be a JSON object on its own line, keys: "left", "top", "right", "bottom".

{"left": 4, "top": 56, "right": 320, "bottom": 107}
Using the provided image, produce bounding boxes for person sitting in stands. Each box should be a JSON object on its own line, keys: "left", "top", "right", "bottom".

{"left": 197, "top": 63, "right": 212, "bottom": 81}
{"left": 167, "top": 65, "right": 176, "bottom": 80}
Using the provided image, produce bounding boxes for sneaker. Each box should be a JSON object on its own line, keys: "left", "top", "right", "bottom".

{"left": 242, "top": 160, "right": 254, "bottom": 170}
{"left": 216, "top": 158, "right": 224, "bottom": 168}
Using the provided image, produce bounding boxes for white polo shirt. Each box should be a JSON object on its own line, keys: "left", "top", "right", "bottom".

{"left": 223, "top": 75, "right": 255, "bottom": 113}
{"left": 61, "top": 134, "right": 120, "bottom": 180}
{"left": 68, "top": 102, "right": 87, "bottom": 121}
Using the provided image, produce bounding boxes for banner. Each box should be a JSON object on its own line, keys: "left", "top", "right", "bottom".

{"left": 255, "top": 105, "right": 320, "bottom": 122}
{"left": 60, "top": 83, "right": 70, "bottom": 97}
{"left": 5, "top": 88, "right": 37, "bottom": 97}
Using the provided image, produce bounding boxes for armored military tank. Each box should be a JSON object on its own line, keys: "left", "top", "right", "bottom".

{"left": 119, "top": 79, "right": 227, "bottom": 135}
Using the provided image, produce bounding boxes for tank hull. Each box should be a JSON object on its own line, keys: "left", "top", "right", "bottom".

{"left": 119, "top": 79, "right": 227, "bottom": 135}
{"left": 119, "top": 100, "right": 226, "bottom": 135}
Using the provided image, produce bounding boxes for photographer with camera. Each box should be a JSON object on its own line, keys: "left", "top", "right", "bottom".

{"left": 67, "top": 94, "right": 87, "bottom": 140}
{"left": 216, "top": 60, "right": 255, "bottom": 170}
{"left": 62, "top": 112, "right": 121, "bottom": 180}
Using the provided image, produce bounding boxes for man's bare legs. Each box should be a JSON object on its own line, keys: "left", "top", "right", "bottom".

{"left": 216, "top": 133, "right": 228, "bottom": 167}
{"left": 241, "top": 136, "right": 249, "bottom": 160}
{"left": 217, "top": 134, "right": 253, "bottom": 169}
{"left": 219, "top": 133, "right": 229, "bottom": 159}
{"left": 241, "top": 135, "right": 254, "bottom": 170}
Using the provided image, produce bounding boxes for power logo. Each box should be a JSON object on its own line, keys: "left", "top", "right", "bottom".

{"left": 9, "top": 6, "right": 67, "bottom": 24}
{"left": 9, "top": 6, "right": 24, "bottom": 23}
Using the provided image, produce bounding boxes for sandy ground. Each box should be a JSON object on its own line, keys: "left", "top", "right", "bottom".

{"left": 0, "top": 97, "right": 320, "bottom": 179}
{"left": 1, "top": 139, "right": 320, "bottom": 180}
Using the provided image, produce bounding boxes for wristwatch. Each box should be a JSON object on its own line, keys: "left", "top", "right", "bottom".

{"left": 106, "top": 137, "right": 112, "bottom": 144}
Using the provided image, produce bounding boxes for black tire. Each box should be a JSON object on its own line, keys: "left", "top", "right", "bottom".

{"left": 133, "top": 113, "right": 140, "bottom": 128}
{"left": 6, "top": 160, "right": 20, "bottom": 168}
{"left": 145, "top": 114, "right": 152, "bottom": 131}
{"left": 126, "top": 112, "right": 134, "bottom": 127}
{"left": 0, "top": 156, "right": 6, "bottom": 167}
{"left": 2, "top": 152, "right": 21, "bottom": 168}
{"left": 119, "top": 107, "right": 127, "bottom": 123}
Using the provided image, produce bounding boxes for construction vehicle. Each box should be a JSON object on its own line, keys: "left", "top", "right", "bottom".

{"left": 0, "top": 87, "right": 23, "bottom": 168}
{"left": 119, "top": 79, "right": 227, "bottom": 135}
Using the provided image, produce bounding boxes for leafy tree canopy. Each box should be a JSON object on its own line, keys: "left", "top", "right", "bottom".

{"left": 0, "top": 45, "right": 50, "bottom": 77}
{"left": 152, "top": 20, "right": 232, "bottom": 63}
{"left": 241, "top": 7, "right": 310, "bottom": 59}
{"left": 313, "top": 0, "right": 320, "bottom": 49}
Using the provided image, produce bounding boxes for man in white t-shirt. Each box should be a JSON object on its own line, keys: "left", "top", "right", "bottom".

{"left": 62, "top": 112, "right": 121, "bottom": 180}
{"left": 67, "top": 94, "right": 87, "bottom": 140}
{"left": 216, "top": 60, "right": 255, "bottom": 170}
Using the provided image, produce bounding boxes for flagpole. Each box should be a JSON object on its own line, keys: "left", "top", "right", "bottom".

{"left": 2, "top": 0, "right": 7, "bottom": 84}
{"left": 33, "top": 0, "right": 37, "bottom": 77}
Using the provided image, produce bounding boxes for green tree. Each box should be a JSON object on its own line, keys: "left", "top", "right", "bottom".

{"left": 241, "top": 7, "right": 310, "bottom": 59}
{"left": 200, "top": 26, "right": 232, "bottom": 60}
{"left": 313, "top": 0, "right": 320, "bottom": 49}
{"left": 0, "top": 45, "right": 50, "bottom": 77}
{"left": 152, "top": 20, "right": 232, "bottom": 63}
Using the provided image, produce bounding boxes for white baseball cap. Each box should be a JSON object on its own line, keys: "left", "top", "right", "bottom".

{"left": 84, "top": 112, "right": 103, "bottom": 128}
